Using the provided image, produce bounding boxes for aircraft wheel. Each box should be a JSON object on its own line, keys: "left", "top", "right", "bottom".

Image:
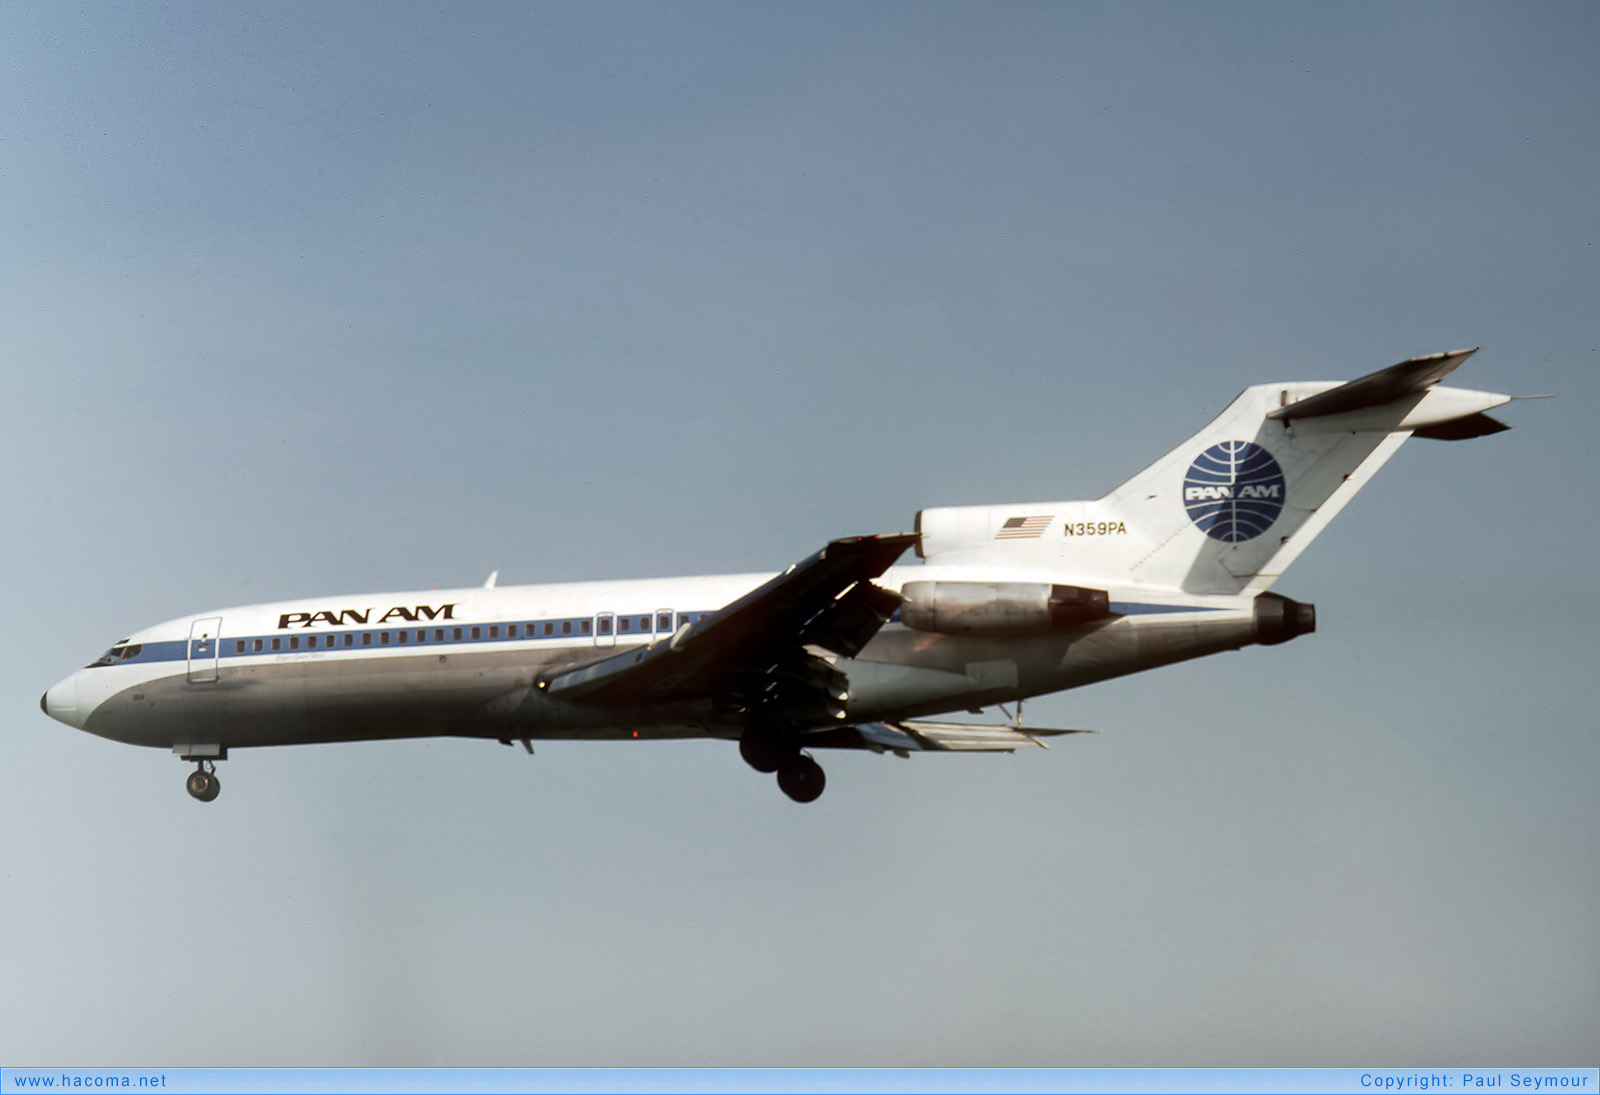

{"left": 739, "top": 731, "right": 790, "bottom": 774}
{"left": 186, "top": 768, "right": 221, "bottom": 802}
{"left": 777, "top": 755, "right": 826, "bottom": 803}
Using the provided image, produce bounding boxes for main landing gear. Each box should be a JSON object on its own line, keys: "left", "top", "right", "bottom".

{"left": 185, "top": 760, "right": 221, "bottom": 802}
{"left": 740, "top": 731, "right": 827, "bottom": 804}
{"left": 776, "top": 755, "right": 825, "bottom": 803}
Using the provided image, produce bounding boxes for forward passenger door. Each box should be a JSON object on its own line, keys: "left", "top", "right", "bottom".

{"left": 187, "top": 617, "right": 222, "bottom": 683}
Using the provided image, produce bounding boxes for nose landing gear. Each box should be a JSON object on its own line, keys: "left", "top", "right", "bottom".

{"left": 185, "top": 761, "right": 221, "bottom": 802}
{"left": 174, "top": 744, "right": 226, "bottom": 802}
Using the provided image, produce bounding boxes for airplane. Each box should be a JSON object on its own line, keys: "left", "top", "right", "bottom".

{"left": 41, "top": 349, "right": 1527, "bottom": 804}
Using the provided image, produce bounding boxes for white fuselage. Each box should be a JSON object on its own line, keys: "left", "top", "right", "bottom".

{"left": 42, "top": 563, "right": 1259, "bottom": 753}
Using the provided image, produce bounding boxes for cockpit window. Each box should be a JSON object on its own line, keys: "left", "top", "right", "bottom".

{"left": 86, "top": 643, "right": 142, "bottom": 668}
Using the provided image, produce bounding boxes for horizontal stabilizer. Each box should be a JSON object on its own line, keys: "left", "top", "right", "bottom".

{"left": 1268, "top": 348, "right": 1478, "bottom": 422}
{"left": 1412, "top": 412, "right": 1511, "bottom": 441}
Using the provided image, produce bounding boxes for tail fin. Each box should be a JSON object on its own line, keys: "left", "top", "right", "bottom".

{"left": 916, "top": 349, "right": 1513, "bottom": 595}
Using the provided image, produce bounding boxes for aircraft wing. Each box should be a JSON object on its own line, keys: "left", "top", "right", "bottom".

{"left": 544, "top": 534, "right": 917, "bottom": 708}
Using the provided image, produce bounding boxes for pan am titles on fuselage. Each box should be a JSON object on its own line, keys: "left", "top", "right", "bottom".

{"left": 41, "top": 349, "right": 1525, "bottom": 803}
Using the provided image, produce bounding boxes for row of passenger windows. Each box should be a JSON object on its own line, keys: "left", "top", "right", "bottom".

{"left": 227, "top": 612, "right": 710, "bottom": 656}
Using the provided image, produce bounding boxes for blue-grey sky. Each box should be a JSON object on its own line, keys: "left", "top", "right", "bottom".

{"left": 3, "top": 1, "right": 1596, "bottom": 1066}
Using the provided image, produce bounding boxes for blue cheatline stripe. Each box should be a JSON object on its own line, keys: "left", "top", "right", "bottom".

{"left": 1109, "top": 601, "right": 1227, "bottom": 615}
{"left": 107, "top": 610, "right": 718, "bottom": 667}
{"left": 102, "top": 602, "right": 1228, "bottom": 668}
{"left": 886, "top": 602, "right": 1221, "bottom": 625}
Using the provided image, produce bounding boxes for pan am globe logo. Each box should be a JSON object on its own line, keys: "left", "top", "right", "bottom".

{"left": 1183, "top": 441, "right": 1286, "bottom": 543}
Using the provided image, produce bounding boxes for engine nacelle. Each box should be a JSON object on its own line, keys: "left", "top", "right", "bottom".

{"left": 1253, "top": 591, "right": 1316, "bottom": 645}
{"left": 900, "top": 581, "right": 1110, "bottom": 637}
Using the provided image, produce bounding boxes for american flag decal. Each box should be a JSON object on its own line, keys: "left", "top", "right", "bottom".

{"left": 995, "top": 515, "right": 1054, "bottom": 539}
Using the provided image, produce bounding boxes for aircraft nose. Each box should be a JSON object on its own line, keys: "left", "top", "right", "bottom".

{"left": 41, "top": 675, "right": 85, "bottom": 729}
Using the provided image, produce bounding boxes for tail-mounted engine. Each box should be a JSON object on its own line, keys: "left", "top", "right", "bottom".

{"left": 1254, "top": 591, "right": 1316, "bottom": 645}
{"left": 901, "top": 581, "right": 1111, "bottom": 637}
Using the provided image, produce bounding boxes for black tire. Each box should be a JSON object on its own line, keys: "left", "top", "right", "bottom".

{"left": 739, "top": 731, "right": 790, "bottom": 774}
{"left": 186, "top": 770, "right": 220, "bottom": 802}
{"left": 777, "top": 755, "right": 826, "bottom": 803}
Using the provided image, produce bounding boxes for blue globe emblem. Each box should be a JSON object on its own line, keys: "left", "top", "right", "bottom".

{"left": 1183, "top": 441, "right": 1286, "bottom": 543}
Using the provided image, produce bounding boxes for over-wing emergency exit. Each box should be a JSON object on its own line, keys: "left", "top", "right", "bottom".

{"left": 42, "top": 349, "right": 1528, "bottom": 803}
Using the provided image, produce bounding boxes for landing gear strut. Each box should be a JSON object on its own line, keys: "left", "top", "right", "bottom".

{"left": 185, "top": 761, "right": 221, "bottom": 802}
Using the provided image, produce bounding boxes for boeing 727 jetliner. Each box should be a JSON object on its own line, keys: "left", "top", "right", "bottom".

{"left": 43, "top": 350, "right": 1523, "bottom": 803}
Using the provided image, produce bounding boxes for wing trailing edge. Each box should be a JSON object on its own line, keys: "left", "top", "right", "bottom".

{"left": 810, "top": 720, "right": 1095, "bottom": 755}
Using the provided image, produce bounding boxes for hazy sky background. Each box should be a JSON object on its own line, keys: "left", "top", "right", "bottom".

{"left": 3, "top": 1, "right": 1596, "bottom": 1066}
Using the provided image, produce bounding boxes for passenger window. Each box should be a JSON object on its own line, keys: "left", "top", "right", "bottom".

{"left": 362, "top": 633, "right": 372, "bottom": 646}
{"left": 271, "top": 638, "right": 281, "bottom": 651}
{"left": 435, "top": 629, "right": 444, "bottom": 642}
{"left": 254, "top": 639, "right": 263, "bottom": 652}
{"left": 598, "top": 618, "right": 612, "bottom": 635}
{"left": 561, "top": 620, "right": 572, "bottom": 635}
{"left": 489, "top": 625, "right": 499, "bottom": 639}
{"left": 619, "top": 618, "right": 630, "bottom": 633}
{"left": 580, "top": 619, "right": 591, "bottom": 635}
{"left": 543, "top": 622, "right": 553, "bottom": 636}
{"left": 452, "top": 628, "right": 462, "bottom": 641}
{"left": 289, "top": 636, "right": 300, "bottom": 651}
{"left": 235, "top": 641, "right": 245, "bottom": 654}
{"left": 398, "top": 630, "right": 408, "bottom": 644}
{"left": 471, "top": 626, "right": 481, "bottom": 640}
{"left": 658, "top": 612, "right": 672, "bottom": 631}
{"left": 416, "top": 630, "right": 426, "bottom": 643}
{"left": 343, "top": 634, "right": 353, "bottom": 647}
{"left": 507, "top": 624, "right": 518, "bottom": 638}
